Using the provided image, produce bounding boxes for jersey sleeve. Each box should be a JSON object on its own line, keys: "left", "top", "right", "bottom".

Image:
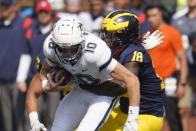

{"left": 85, "top": 34, "right": 118, "bottom": 74}
{"left": 95, "top": 40, "right": 117, "bottom": 74}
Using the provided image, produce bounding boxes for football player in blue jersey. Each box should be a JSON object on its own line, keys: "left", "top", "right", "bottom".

{"left": 97, "top": 9, "right": 165, "bottom": 131}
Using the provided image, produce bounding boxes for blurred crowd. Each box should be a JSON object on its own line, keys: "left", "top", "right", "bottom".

{"left": 0, "top": 0, "right": 196, "bottom": 131}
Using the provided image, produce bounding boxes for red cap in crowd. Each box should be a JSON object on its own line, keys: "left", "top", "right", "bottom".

{"left": 36, "top": 0, "right": 52, "bottom": 13}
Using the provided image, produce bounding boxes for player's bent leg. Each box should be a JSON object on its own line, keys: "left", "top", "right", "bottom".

{"left": 100, "top": 106, "right": 128, "bottom": 131}
{"left": 138, "top": 115, "right": 163, "bottom": 131}
{"left": 112, "top": 115, "right": 163, "bottom": 131}
{"left": 77, "top": 96, "right": 119, "bottom": 131}
{"left": 100, "top": 106, "right": 163, "bottom": 131}
{"left": 51, "top": 87, "right": 88, "bottom": 131}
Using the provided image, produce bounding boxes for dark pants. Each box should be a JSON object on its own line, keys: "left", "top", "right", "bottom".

{"left": 16, "top": 89, "right": 30, "bottom": 131}
{"left": 0, "top": 81, "right": 18, "bottom": 131}
{"left": 164, "top": 95, "right": 183, "bottom": 131}
{"left": 164, "top": 71, "right": 183, "bottom": 131}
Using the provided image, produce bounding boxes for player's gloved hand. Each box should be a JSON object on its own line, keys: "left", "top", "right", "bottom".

{"left": 123, "top": 106, "right": 139, "bottom": 131}
{"left": 29, "top": 112, "right": 47, "bottom": 131}
{"left": 142, "top": 30, "right": 164, "bottom": 50}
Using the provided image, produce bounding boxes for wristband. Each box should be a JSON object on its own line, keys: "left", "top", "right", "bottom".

{"left": 29, "top": 112, "right": 39, "bottom": 126}
{"left": 128, "top": 106, "right": 139, "bottom": 120}
{"left": 42, "top": 80, "right": 48, "bottom": 91}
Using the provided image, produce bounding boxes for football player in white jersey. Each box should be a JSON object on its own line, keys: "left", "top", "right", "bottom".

{"left": 26, "top": 17, "right": 163, "bottom": 131}
{"left": 32, "top": 17, "right": 140, "bottom": 131}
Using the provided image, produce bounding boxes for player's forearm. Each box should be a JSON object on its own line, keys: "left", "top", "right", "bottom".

{"left": 125, "top": 75, "right": 140, "bottom": 124}
{"left": 26, "top": 93, "right": 39, "bottom": 114}
{"left": 40, "top": 59, "right": 52, "bottom": 81}
{"left": 40, "top": 59, "right": 53, "bottom": 91}
{"left": 126, "top": 76, "right": 140, "bottom": 106}
{"left": 40, "top": 68, "right": 48, "bottom": 81}
{"left": 110, "top": 62, "right": 140, "bottom": 106}
{"left": 79, "top": 80, "right": 126, "bottom": 96}
{"left": 26, "top": 73, "right": 43, "bottom": 114}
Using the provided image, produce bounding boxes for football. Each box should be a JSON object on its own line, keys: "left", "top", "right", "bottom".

{"left": 49, "top": 67, "right": 71, "bottom": 86}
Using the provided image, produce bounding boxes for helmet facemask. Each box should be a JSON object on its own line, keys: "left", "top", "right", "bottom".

{"left": 52, "top": 17, "right": 86, "bottom": 65}
{"left": 100, "top": 30, "right": 123, "bottom": 50}
{"left": 54, "top": 40, "right": 84, "bottom": 65}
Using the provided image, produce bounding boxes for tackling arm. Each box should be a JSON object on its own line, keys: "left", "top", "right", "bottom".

{"left": 26, "top": 72, "right": 47, "bottom": 131}
{"left": 79, "top": 79, "right": 127, "bottom": 97}
{"left": 26, "top": 72, "right": 43, "bottom": 114}
{"left": 110, "top": 62, "right": 140, "bottom": 106}
{"left": 110, "top": 62, "right": 140, "bottom": 131}
{"left": 40, "top": 58, "right": 52, "bottom": 87}
{"left": 124, "top": 62, "right": 140, "bottom": 76}
{"left": 79, "top": 62, "right": 140, "bottom": 97}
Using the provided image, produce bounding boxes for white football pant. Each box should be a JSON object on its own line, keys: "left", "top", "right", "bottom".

{"left": 51, "top": 86, "right": 118, "bottom": 131}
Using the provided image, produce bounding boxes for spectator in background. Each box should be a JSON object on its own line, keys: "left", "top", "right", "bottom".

{"left": 0, "top": 0, "right": 29, "bottom": 131}
{"left": 145, "top": 4, "right": 188, "bottom": 131}
{"left": 171, "top": 1, "right": 196, "bottom": 130}
{"left": 103, "top": 0, "right": 114, "bottom": 14}
{"left": 104, "top": 0, "right": 151, "bottom": 36}
{"left": 148, "top": 0, "right": 160, "bottom": 4}
{"left": 79, "top": 0, "right": 105, "bottom": 35}
{"left": 159, "top": 0, "right": 176, "bottom": 20}
{"left": 130, "top": 0, "right": 149, "bottom": 12}
{"left": 188, "top": 32, "right": 196, "bottom": 90}
{"left": 48, "top": 0, "right": 65, "bottom": 11}
{"left": 171, "top": 0, "right": 196, "bottom": 41}
{"left": 57, "top": 0, "right": 81, "bottom": 19}
{"left": 17, "top": 0, "right": 60, "bottom": 130}
{"left": 176, "top": 0, "right": 188, "bottom": 12}
{"left": 57, "top": 0, "right": 104, "bottom": 35}
{"left": 187, "top": 32, "right": 196, "bottom": 116}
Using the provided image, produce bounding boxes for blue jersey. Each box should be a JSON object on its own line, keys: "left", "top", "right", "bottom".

{"left": 118, "top": 43, "right": 165, "bottom": 117}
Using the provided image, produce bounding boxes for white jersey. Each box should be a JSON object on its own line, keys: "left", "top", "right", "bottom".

{"left": 43, "top": 32, "right": 117, "bottom": 85}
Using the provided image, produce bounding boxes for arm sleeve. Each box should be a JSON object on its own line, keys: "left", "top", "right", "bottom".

{"left": 96, "top": 43, "right": 117, "bottom": 74}
{"left": 100, "top": 58, "right": 118, "bottom": 73}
